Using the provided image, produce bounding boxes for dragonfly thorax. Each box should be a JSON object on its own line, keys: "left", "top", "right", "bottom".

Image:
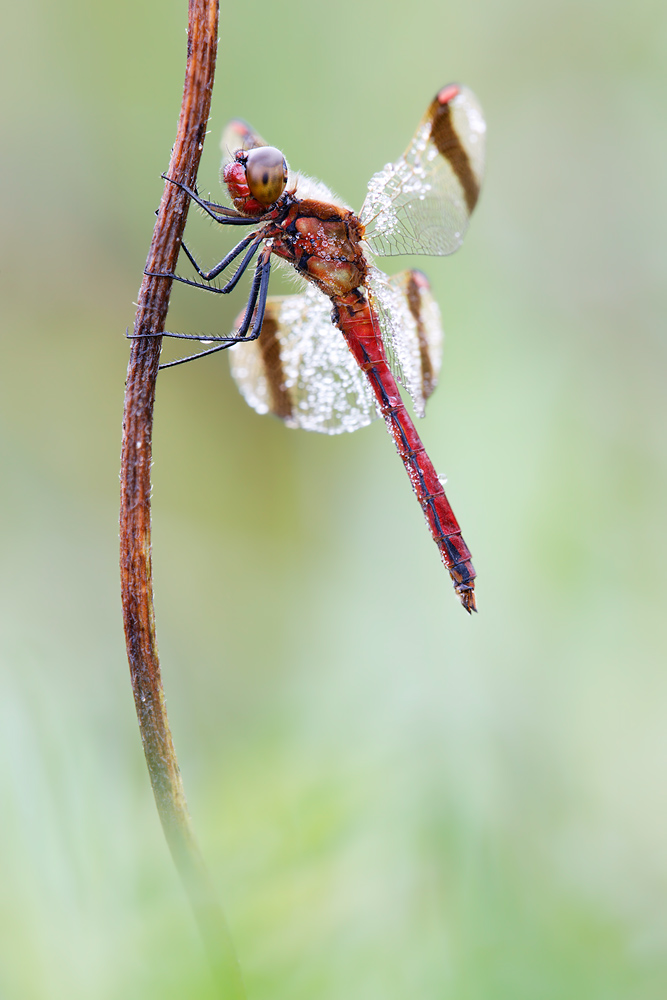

{"left": 271, "top": 204, "right": 368, "bottom": 299}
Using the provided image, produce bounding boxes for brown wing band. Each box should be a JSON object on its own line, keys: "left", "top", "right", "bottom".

{"left": 406, "top": 272, "right": 436, "bottom": 401}
{"left": 257, "top": 313, "right": 293, "bottom": 420}
{"left": 429, "top": 101, "right": 480, "bottom": 214}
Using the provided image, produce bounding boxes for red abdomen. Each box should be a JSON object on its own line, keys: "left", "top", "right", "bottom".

{"left": 334, "top": 290, "right": 476, "bottom": 611}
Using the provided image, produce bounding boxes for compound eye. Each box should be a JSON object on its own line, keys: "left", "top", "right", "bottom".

{"left": 245, "top": 146, "right": 288, "bottom": 205}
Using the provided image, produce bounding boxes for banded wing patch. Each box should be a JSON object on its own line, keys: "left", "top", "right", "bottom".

{"left": 369, "top": 268, "right": 444, "bottom": 418}
{"left": 229, "top": 284, "right": 379, "bottom": 434}
{"left": 360, "top": 84, "right": 486, "bottom": 258}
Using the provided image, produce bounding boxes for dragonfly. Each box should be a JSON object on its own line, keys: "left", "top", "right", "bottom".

{"left": 145, "top": 84, "right": 486, "bottom": 611}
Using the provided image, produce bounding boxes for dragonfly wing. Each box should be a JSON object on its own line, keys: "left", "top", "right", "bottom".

{"left": 360, "top": 84, "right": 485, "bottom": 258}
{"left": 220, "top": 120, "right": 268, "bottom": 166}
{"left": 219, "top": 121, "right": 330, "bottom": 205}
{"left": 218, "top": 119, "right": 270, "bottom": 197}
{"left": 368, "top": 268, "right": 443, "bottom": 418}
{"left": 229, "top": 284, "right": 379, "bottom": 434}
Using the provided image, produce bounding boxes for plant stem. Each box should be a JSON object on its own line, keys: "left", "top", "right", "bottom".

{"left": 119, "top": 2, "right": 245, "bottom": 995}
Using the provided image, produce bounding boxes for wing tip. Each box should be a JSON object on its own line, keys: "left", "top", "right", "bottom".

{"left": 436, "top": 83, "right": 461, "bottom": 106}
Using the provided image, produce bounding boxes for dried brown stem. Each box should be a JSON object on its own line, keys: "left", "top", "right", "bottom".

{"left": 119, "top": 2, "right": 245, "bottom": 995}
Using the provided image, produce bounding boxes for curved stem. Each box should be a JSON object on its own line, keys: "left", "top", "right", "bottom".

{"left": 119, "top": 2, "right": 245, "bottom": 996}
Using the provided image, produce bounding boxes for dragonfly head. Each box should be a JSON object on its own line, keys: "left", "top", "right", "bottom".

{"left": 223, "top": 146, "right": 288, "bottom": 215}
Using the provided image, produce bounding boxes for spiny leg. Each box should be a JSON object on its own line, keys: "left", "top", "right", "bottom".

{"left": 131, "top": 172, "right": 273, "bottom": 368}
{"left": 154, "top": 248, "right": 272, "bottom": 370}
{"left": 131, "top": 249, "right": 271, "bottom": 344}
{"left": 179, "top": 232, "right": 259, "bottom": 282}
{"left": 160, "top": 173, "right": 264, "bottom": 226}
{"left": 145, "top": 232, "right": 263, "bottom": 295}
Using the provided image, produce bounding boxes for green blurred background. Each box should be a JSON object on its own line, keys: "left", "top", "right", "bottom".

{"left": 1, "top": 0, "right": 666, "bottom": 997}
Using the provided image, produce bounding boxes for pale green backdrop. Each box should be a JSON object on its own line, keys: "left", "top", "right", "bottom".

{"left": 1, "top": 0, "right": 666, "bottom": 997}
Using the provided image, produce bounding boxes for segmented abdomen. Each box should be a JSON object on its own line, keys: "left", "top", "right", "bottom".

{"left": 334, "top": 289, "right": 476, "bottom": 612}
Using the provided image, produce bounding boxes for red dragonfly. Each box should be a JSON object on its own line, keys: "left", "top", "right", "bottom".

{"left": 148, "top": 85, "right": 485, "bottom": 611}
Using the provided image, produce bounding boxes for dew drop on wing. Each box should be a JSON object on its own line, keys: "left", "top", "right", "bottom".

{"left": 267, "top": 284, "right": 378, "bottom": 434}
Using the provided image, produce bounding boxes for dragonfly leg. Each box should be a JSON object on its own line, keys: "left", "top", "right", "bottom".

{"left": 152, "top": 247, "right": 272, "bottom": 370}
{"left": 157, "top": 340, "right": 252, "bottom": 369}
{"left": 130, "top": 176, "right": 273, "bottom": 369}
{"left": 160, "top": 174, "right": 263, "bottom": 225}
{"left": 179, "top": 232, "right": 260, "bottom": 282}
{"left": 232, "top": 246, "right": 272, "bottom": 339}
{"left": 145, "top": 232, "right": 262, "bottom": 295}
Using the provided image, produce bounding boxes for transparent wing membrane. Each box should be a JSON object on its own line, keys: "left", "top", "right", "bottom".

{"left": 368, "top": 268, "right": 443, "bottom": 418}
{"left": 361, "top": 85, "right": 485, "bottom": 258}
{"left": 229, "top": 285, "right": 379, "bottom": 434}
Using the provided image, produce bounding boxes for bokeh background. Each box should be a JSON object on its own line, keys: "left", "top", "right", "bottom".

{"left": 1, "top": 0, "right": 666, "bottom": 997}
